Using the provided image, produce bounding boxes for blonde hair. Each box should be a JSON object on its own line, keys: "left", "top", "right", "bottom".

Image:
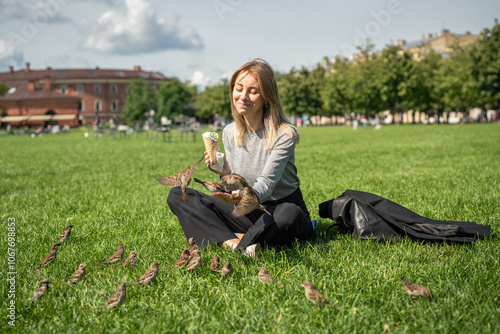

{"left": 229, "top": 58, "right": 298, "bottom": 149}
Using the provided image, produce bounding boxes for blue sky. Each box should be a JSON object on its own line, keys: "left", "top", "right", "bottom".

{"left": 0, "top": 0, "right": 498, "bottom": 87}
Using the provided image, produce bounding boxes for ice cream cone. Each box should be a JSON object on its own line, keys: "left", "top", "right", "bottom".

{"left": 203, "top": 132, "right": 219, "bottom": 163}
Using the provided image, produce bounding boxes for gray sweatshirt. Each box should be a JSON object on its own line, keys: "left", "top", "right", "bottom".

{"left": 222, "top": 122, "right": 300, "bottom": 203}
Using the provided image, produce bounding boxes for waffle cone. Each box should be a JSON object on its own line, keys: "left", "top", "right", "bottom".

{"left": 203, "top": 134, "right": 219, "bottom": 163}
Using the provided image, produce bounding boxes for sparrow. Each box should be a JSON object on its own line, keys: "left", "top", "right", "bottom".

{"left": 58, "top": 225, "right": 73, "bottom": 242}
{"left": 34, "top": 243, "right": 61, "bottom": 268}
{"left": 173, "top": 250, "right": 190, "bottom": 268}
{"left": 220, "top": 173, "right": 249, "bottom": 190}
{"left": 157, "top": 155, "right": 205, "bottom": 202}
{"left": 29, "top": 279, "right": 50, "bottom": 301}
{"left": 209, "top": 255, "right": 221, "bottom": 272}
{"left": 186, "top": 250, "right": 202, "bottom": 272}
{"left": 220, "top": 262, "right": 233, "bottom": 278}
{"left": 66, "top": 264, "right": 86, "bottom": 284}
{"left": 97, "top": 244, "right": 124, "bottom": 265}
{"left": 106, "top": 282, "right": 126, "bottom": 309}
{"left": 401, "top": 279, "right": 431, "bottom": 304}
{"left": 301, "top": 282, "right": 329, "bottom": 306}
{"left": 232, "top": 187, "right": 271, "bottom": 218}
{"left": 188, "top": 237, "right": 199, "bottom": 254}
{"left": 131, "top": 262, "right": 160, "bottom": 285}
{"left": 122, "top": 251, "right": 138, "bottom": 267}
{"left": 194, "top": 178, "right": 231, "bottom": 193}
{"left": 220, "top": 174, "right": 270, "bottom": 217}
{"left": 258, "top": 267, "right": 277, "bottom": 284}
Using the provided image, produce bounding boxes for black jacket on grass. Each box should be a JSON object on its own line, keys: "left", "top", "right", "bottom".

{"left": 319, "top": 189, "right": 491, "bottom": 243}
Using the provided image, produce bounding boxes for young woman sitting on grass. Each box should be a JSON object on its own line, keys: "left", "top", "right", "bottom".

{"left": 167, "top": 59, "right": 314, "bottom": 256}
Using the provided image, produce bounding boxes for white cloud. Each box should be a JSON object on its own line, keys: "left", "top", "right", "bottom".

{"left": 190, "top": 71, "right": 211, "bottom": 87}
{"left": 0, "top": 39, "right": 24, "bottom": 70}
{"left": 83, "top": 0, "right": 203, "bottom": 55}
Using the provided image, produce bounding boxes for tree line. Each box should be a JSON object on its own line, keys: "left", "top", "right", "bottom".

{"left": 122, "top": 20, "right": 499, "bottom": 125}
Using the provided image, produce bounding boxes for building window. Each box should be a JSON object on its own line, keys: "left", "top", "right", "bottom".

{"left": 94, "top": 84, "right": 101, "bottom": 94}
{"left": 60, "top": 85, "right": 67, "bottom": 94}
{"left": 111, "top": 100, "right": 118, "bottom": 111}
{"left": 77, "top": 84, "right": 84, "bottom": 94}
{"left": 111, "top": 84, "right": 118, "bottom": 94}
{"left": 78, "top": 101, "right": 84, "bottom": 111}
{"left": 95, "top": 100, "right": 101, "bottom": 111}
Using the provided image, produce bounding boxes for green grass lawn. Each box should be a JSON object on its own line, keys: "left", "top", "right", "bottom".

{"left": 1, "top": 123, "right": 499, "bottom": 333}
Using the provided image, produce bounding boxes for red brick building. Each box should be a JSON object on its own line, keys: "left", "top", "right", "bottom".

{"left": 0, "top": 63, "right": 169, "bottom": 128}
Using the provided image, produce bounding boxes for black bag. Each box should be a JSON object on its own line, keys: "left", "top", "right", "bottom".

{"left": 318, "top": 190, "right": 491, "bottom": 243}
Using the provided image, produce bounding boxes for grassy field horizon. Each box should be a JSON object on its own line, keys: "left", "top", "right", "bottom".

{"left": 1, "top": 123, "right": 499, "bottom": 333}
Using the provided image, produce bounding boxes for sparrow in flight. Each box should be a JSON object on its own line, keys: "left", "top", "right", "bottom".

{"left": 219, "top": 174, "right": 271, "bottom": 217}
{"left": 157, "top": 155, "right": 205, "bottom": 202}
{"left": 220, "top": 173, "right": 249, "bottom": 190}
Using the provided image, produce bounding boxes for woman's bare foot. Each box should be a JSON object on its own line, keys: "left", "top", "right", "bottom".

{"left": 221, "top": 238, "right": 240, "bottom": 249}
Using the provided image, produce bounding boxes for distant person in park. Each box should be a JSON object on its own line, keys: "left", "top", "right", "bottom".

{"left": 213, "top": 113, "right": 221, "bottom": 131}
{"left": 167, "top": 58, "right": 314, "bottom": 256}
{"left": 35, "top": 126, "right": 44, "bottom": 136}
{"left": 301, "top": 113, "right": 310, "bottom": 126}
{"left": 93, "top": 117, "right": 100, "bottom": 132}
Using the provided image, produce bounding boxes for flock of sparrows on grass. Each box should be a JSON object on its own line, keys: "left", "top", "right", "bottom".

{"left": 30, "top": 156, "right": 431, "bottom": 309}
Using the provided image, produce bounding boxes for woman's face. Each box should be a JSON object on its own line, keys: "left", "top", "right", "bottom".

{"left": 232, "top": 71, "right": 264, "bottom": 118}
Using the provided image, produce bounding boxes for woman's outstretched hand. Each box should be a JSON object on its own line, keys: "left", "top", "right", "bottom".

{"left": 212, "top": 189, "right": 243, "bottom": 205}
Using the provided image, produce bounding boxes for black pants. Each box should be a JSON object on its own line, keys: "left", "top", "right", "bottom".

{"left": 167, "top": 186, "right": 314, "bottom": 250}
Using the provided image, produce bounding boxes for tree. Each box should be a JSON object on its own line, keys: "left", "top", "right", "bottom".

{"left": 349, "top": 39, "right": 382, "bottom": 119}
{"left": 157, "top": 78, "right": 195, "bottom": 120}
{"left": 121, "top": 78, "right": 157, "bottom": 125}
{"left": 407, "top": 50, "right": 442, "bottom": 122}
{"left": 278, "top": 66, "right": 323, "bottom": 117}
{"left": 321, "top": 57, "right": 355, "bottom": 117}
{"left": 194, "top": 79, "right": 231, "bottom": 120}
{"left": 434, "top": 45, "right": 477, "bottom": 116}
{"left": 0, "top": 82, "right": 8, "bottom": 96}
{"left": 471, "top": 19, "right": 500, "bottom": 118}
{"left": 0, "top": 82, "right": 8, "bottom": 113}
{"left": 377, "top": 45, "right": 416, "bottom": 123}
{"left": 307, "top": 64, "right": 327, "bottom": 116}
